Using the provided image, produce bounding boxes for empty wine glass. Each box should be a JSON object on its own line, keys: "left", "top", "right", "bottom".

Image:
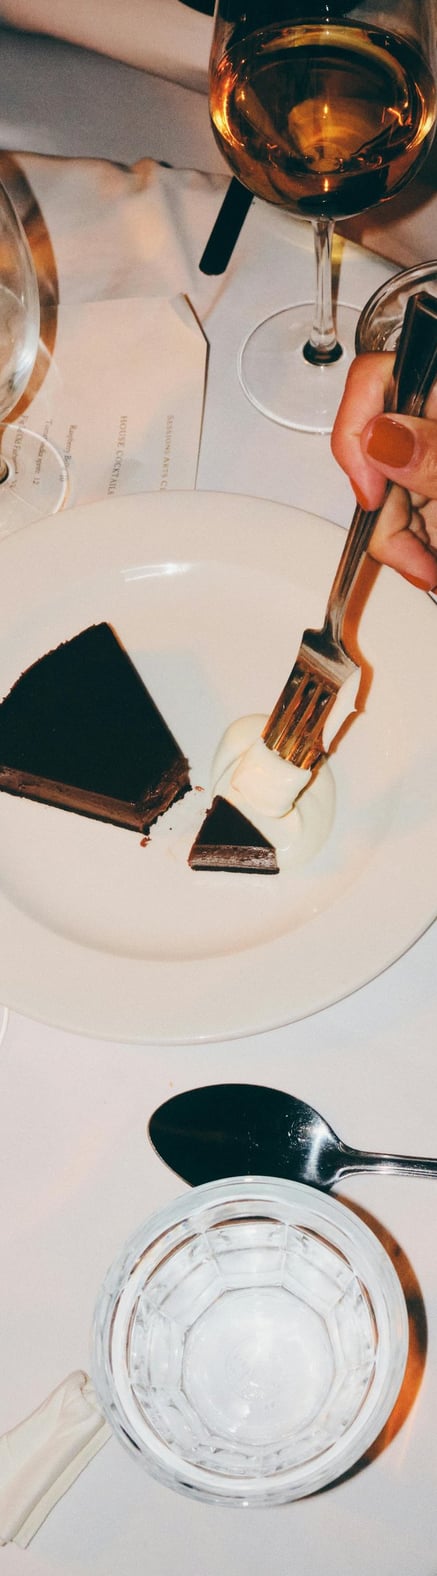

{"left": 0, "top": 178, "right": 68, "bottom": 532}
{"left": 209, "top": 0, "right": 437, "bottom": 432}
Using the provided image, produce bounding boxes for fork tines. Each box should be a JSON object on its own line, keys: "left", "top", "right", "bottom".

{"left": 263, "top": 662, "right": 339, "bottom": 770}
{"left": 263, "top": 630, "right": 357, "bottom": 771}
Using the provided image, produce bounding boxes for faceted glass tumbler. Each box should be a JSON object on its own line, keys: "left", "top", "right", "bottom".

{"left": 92, "top": 1177, "right": 408, "bottom": 1506}
{"left": 356, "top": 259, "right": 437, "bottom": 354}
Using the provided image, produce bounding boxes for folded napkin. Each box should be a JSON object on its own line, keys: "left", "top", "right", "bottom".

{"left": 0, "top": 0, "right": 213, "bottom": 92}
{"left": 0, "top": 1372, "right": 111, "bottom": 1548}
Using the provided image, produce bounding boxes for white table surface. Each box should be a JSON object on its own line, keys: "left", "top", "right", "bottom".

{"left": 1, "top": 147, "right": 437, "bottom": 1576}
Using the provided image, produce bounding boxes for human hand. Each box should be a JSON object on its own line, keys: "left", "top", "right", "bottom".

{"left": 331, "top": 351, "right": 437, "bottom": 591}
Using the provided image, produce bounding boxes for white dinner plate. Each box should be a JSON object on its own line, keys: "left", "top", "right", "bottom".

{"left": 0, "top": 490, "right": 435, "bottom": 1043}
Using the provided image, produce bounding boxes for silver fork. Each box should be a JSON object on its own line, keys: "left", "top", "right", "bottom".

{"left": 263, "top": 290, "right": 437, "bottom": 772}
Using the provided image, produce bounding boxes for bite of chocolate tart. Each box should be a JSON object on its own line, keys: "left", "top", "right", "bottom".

{"left": 188, "top": 794, "right": 278, "bottom": 873}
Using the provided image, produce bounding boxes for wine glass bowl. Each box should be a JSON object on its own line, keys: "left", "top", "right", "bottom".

{"left": 0, "top": 181, "right": 40, "bottom": 424}
{"left": 0, "top": 177, "right": 68, "bottom": 529}
{"left": 209, "top": 1, "right": 437, "bottom": 431}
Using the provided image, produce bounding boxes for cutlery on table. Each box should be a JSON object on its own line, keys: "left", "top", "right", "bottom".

{"left": 148, "top": 1083, "right": 437, "bottom": 1191}
{"left": 263, "top": 289, "right": 437, "bottom": 772}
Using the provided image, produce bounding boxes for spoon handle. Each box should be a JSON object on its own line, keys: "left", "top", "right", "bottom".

{"left": 339, "top": 1148, "right": 437, "bottom": 1181}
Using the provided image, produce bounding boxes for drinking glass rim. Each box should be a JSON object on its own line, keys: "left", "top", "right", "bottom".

{"left": 356, "top": 258, "right": 437, "bottom": 354}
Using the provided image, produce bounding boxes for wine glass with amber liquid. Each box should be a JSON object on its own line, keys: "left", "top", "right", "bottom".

{"left": 209, "top": 0, "right": 436, "bottom": 432}
{"left": 0, "top": 177, "right": 68, "bottom": 532}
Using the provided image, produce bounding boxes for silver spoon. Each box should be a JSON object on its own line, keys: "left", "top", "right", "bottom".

{"left": 148, "top": 1084, "right": 437, "bottom": 1191}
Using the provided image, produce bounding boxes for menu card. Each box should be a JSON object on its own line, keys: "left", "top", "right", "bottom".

{"left": 14, "top": 294, "right": 207, "bottom": 509}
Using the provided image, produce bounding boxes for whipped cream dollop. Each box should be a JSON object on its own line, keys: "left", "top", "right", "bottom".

{"left": 224, "top": 670, "right": 358, "bottom": 822}
{"left": 212, "top": 715, "right": 335, "bottom": 871}
{"left": 231, "top": 736, "right": 311, "bottom": 816}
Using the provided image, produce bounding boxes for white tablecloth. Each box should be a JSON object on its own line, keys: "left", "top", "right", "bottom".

{"left": 0, "top": 151, "right": 436, "bottom": 1576}
{"left": 0, "top": 0, "right": 213, "bottom": 91}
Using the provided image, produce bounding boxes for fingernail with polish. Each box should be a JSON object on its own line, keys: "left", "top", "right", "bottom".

{"left": 365, "top": 416, "right": 417, "bottom": 469}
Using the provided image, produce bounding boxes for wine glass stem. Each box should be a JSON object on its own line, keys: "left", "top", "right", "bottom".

{"left": 303, "top": 219, "right": 343, "bottom": 367}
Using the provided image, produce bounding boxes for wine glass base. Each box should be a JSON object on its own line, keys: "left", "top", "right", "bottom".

{"left": 238, "top": 301, "right": 360, "bottom": 434}
{"left": 0, "top": 424, "right": 69, "bottom": 535}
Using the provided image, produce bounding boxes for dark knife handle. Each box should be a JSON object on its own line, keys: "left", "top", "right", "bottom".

{"left": 199, "top": 179, "right": 253, "bottom": 275}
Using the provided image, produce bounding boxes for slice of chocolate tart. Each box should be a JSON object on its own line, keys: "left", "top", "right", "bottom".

{"left": 0, "top": 622, "right": 190, "bottom": 832}
{"left": 188, "top": 794, "right": 278, "bottom": 873}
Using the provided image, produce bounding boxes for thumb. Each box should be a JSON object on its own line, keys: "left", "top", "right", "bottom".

{"left": 361, "top": 412, "right": 437, "bottom": 499}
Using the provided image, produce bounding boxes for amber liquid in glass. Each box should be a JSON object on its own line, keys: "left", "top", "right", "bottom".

{"left": 210, "top": 22, "right": 436, "bottom": 220}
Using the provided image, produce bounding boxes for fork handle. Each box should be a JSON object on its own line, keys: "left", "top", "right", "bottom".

{"left": 326, "top": 290, "right": 437, "bottom": 643}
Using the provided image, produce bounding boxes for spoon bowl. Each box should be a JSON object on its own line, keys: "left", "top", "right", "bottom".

{"left": 148, "top": 1084, "right": 437, "bottom": 1190}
